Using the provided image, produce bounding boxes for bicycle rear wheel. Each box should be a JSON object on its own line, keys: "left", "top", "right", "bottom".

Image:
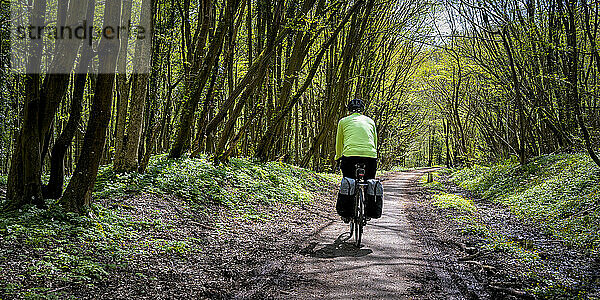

{"left": 354, "top": 191, "right": 364, "bottom": 247}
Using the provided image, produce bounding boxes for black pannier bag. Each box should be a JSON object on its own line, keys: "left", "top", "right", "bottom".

{"left": 366, "top": 179, "right": 383, "bottom": 218}
{"left": 336, "top": 177, "right": 356, "bottom": 218}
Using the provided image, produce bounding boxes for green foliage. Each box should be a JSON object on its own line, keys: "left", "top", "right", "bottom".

{"left": 437, "top": 168, "right": 453, "bottom": 175}
{"left": 1, "top": 155, "right": 333, "bottom": 298}
{"left": 0, "top": 201, "right": 205, "bottom": 297}
{"left": 94, "top": 154, "right": 335, "bottom": 208}
{"left": 420, "top": 172, "right": 445, "bottom": 190}
{"left": 481, "top": 235, "right": 540, "bottom": 262}
{"left": 429, "top": 189, "right": 539, "bottom": 262}
{"left": 451, "top": 154, "right": 600, "bottom": 256}
{"left": 454, "top": 215, "right": 488, "bottom": 236}
{"left": 421, "top": 156, "right": 600, "bottom": 298}
{"left": 432, "top": 192, "right": 476, "bottom": 213}
{"left": 0, "top": 204, "right": 130, "bottom": 297}
{"left": 531, "top": 279, "right": 589, "bottom": 300}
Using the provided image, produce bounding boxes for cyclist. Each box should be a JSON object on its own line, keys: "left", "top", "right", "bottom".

{"left": 335, "top": 98, "right": 378, "bottom": 221}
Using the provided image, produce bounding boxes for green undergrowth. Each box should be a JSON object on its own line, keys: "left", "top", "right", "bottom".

{"left": 94, "top": 154, "right": 337, "bottom": 209}
{"left": 0, "top": 204, "right": 132, "bottom": 298}
{"left": 441, "top": 154, "right": 600, "bottom": 298}
{"left": 0, "top": 155, "right": 337, "bottom": 298}
{"left": 423, "top": 172, "right": 570, "bottom": 297}
{"left": 425, "top": 172, "right": 540, "bottom": 263}
{"left": 0, "top": 201, "right": 207, "bottom": 298}
{"left": 452, "top": 153, "right": 600, "bottom": 257}
{"left": 432, "top": 192, "right": 476, "bottom": 213}
{"left": 420, "top": 171, "right": 444, "bottom": 191}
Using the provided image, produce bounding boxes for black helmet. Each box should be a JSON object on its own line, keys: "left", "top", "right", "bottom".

{"left": 347, "top": 98, "right": 364, "bottom": 113}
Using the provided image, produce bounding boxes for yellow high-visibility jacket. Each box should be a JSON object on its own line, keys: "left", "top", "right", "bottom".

{"left": 335, "top": 113, "right": 377, "bottom": 160}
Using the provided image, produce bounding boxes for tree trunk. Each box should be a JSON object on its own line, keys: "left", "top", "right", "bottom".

{"left": 254, "top": 0, "right": 323, "bottom": 160}
{"left": 43, "top": 0, "right": 97, "bottom": 199}
{"left": 169, "top": 0, "right": 240, "bottom": 158}
{"left": 500, "top": 26, "right": 527, "bottom": 165}
{"left": 213, "top": 0, "right": 284, "bottom": 161}
{"left": 301, "top": 0, "right": 371, "bottom": 167}
{"left": 112, "top": 0, "right": 134, "bottom": 170}
{"left": 201, "top": 24, "right": 292, "bottom": 143}
{"left": 114, "top": 0, "right": 153, "bottom": 172}
{"left": 5, "top": 0, "right": 90, "bottom": 210}
{"left": 257, "top": 0, "right": 363, "bottom": 162}
{"left": 43, "top": 71, "right": 91, "bottom": 199}
{"left": 59, "top": 0, "right": 122, "bottom": 213}
{"left": 444, "top": 119, "right": 452, "bottom": 167}
{"left": 5, "top": 0, "right": 45, "bottom": 210}
{"left": 567, "top": 0, "right": 600, "bottom": 167}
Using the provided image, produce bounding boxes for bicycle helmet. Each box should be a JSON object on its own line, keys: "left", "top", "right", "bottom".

{"left": 347, "top": 98, "right": 365, "bottom": 113}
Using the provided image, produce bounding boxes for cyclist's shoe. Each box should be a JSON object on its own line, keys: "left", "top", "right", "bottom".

{"left": 342, "top": 217, "right": 350, "bottom": 223}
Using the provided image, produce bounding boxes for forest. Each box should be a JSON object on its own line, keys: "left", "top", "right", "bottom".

{"left": 1, "top": 0, "right": 598, "bottom": 212}
{"left": 1, "top": 0, "right": 600, "bottom": 298}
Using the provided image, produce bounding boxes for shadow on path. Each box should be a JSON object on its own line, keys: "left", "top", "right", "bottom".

{"left": 302, "top": 233, "right": 373, "bottom": 259}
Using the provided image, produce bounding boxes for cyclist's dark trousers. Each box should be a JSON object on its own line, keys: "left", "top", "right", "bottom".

{"left": 340, "top": 156, "right": 377, "bottom": 179}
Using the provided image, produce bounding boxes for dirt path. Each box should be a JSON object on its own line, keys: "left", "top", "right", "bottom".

{"left": 290, "top": 169, "right": 434, "bottom": 299}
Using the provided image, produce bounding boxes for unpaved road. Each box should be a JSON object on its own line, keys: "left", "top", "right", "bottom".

{"left": 291, "top": 169, "right": 433, "bottom": 299}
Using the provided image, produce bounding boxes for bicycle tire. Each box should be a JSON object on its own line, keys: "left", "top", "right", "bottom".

{"left": 354, "top": 190, "right": 364, "bottom": 247}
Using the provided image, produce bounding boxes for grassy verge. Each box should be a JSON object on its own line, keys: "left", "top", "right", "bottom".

{"left": 424, "top": 173, "right": 540, "bottom": 263}
{"left": 451, "top": 154, "right": 600, "bottom": 257}
{"left": 426, "top": 154, "right": 600, "bottom": 297}
{"left": 0, "top": 155, "right": 337, "bottom": 298}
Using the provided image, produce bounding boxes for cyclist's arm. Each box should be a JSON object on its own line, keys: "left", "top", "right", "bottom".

{"left": 369, "top": 118, "right": 378, "bottom": 155}
{"left": 374, "top": 125, "right": 378, "bottom": 153}
{"left": 335, "top": 120, "right": 344, "bottom": 160}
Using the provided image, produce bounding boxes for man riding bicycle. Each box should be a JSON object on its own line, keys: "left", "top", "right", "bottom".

{"left": 335, "top": 98, "right": 378, "bottom": 222}
{"left": 335, "top": 98, "right": 377, "bottom": 180}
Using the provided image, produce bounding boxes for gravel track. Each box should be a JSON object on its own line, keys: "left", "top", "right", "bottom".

{"left": 289, "top": 169, "right": 436, "bottom": 299}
